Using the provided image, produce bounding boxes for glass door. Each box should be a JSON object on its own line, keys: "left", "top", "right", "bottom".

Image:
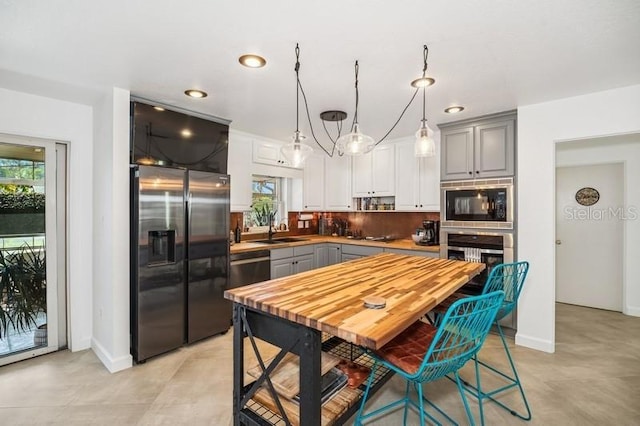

{"left": 0, "top": 135, "right": 64, "bottom": 365}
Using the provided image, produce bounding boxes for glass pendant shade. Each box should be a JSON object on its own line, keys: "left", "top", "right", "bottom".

{"left": 137, "top": 156, "right": 156, "bottom": 165}
{"left": 336, "top": 123, "right": 375, "bottom": 156}
{"left": 415, "top": 121, "right": 436, "bottom": 157}
{"left": 281, "top": 131, "right": 313, "bottom": 167}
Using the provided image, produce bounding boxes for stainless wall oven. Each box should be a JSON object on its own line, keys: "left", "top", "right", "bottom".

{"left": 441, "top": 232, "right": 513, "bottom": 294}
{"left": 441, "top": 177, "right": 514, "bottom": 229}
{"left": 441, "top": 229, "right": 516, "bottom": 331}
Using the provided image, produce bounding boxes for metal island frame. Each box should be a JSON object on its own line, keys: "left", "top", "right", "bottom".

{"left": 225, "top": 253, "right": 485, "bottom": 425}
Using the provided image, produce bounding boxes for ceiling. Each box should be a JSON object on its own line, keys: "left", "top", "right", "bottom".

{"left": 1, "top": 0, "right": 639, "bottom": 149}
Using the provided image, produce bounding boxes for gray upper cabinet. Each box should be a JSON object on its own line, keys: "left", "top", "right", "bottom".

{"left": 439, "top": 111, "right": 516, "bottom": 180}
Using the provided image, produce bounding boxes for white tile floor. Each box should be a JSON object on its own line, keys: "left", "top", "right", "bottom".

{"left": 1, "top": 303, "right": 639, "bottom": 425}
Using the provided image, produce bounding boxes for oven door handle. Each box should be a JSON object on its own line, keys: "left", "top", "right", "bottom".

{"left": 447, "top": 246, "right": 504, "bottom": 255}
{"left": 230, "top": 256, "right": 271, "bottom": 266}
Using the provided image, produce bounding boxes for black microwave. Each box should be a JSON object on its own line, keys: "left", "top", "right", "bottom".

{"left": 441, "top": 178, "right": 514, "bottom": 228}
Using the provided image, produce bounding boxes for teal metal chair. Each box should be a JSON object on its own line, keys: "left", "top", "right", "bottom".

{"left": 433, "top": 261, "right": 532, "bottom": 423}
{"left": 355, "top": 291, "right": 505, "bottom": 426}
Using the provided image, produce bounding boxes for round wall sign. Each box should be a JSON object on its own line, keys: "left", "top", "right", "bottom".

{"left": 575, "top": 187, "right": 600, "bottom": 206}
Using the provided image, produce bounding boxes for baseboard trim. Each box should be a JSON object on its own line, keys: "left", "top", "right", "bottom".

{"left": 624, "top": 306, "right": 640, "bottom": 317}
{"left": 515, "top": 333, "right": 555, "bottom": 353}
{"left": 91, "top": 338, "right": 132, "bottom": 373}
{"left": 70, "top": 336, "right": 92, "bottom": 352}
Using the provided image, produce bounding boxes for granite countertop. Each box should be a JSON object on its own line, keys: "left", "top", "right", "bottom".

{"left": 230, "top": 234, "right": 440, "bottom": 254}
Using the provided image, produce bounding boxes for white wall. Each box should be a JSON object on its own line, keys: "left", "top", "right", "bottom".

{"left": 91, "top": 87, "right": 132, "bottom": 372}
{"left": 0, "top": 87, "right": 94, "bottom": 351}
{"left": 517, "top": 84, "right": 640, "bottom": 352}
{"left": 556, "top": 140, "right": 640, "bottom": 316}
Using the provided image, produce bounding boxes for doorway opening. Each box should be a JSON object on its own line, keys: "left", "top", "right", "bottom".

{"left": 555, "top": 162, "right": 623, "bottom": 311}
{"left": 0, "top": 135, "right": 67, "bottom": 366}
{"left": 555, "top": 133, "right": 640, "bottom": 318}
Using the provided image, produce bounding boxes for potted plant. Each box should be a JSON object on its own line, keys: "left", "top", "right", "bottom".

{"left": 0, "top": 243, "right": 47, "bottom": 343}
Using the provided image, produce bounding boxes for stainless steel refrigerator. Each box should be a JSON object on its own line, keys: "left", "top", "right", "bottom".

{"left": 130, "top": 165, "right": 230, "bottom": 363}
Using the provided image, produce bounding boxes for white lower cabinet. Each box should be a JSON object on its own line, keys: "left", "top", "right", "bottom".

{"left": 271, "top": 243, "right": 438, "bottom": 277}
{"left": 327, "top": 244, "right": 341, "bottom": 265}
{"left": 314, "top": 243, "right": 342, "bottom": 268}
{"left": 270, "top": 246, "right": 315, "bottom": 279}
{"left": 340, "top": 244, "right": 383, "bottom": 262}
{"left": 383, "top": 248, "right": 440, "bottom": 258}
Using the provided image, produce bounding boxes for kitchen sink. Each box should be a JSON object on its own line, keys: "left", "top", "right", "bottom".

{"left": 253, "top": 237, "right": 310, "bottom": 244}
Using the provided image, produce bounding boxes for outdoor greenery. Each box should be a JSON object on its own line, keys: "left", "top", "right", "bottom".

{"left": 248, "top": 176, "right": 280, "bottom": 227}
{"left": 0, "top": 243, "right": 47, "bottom": 340}
{"left": 252, "top": 203, "right": 277, "bottom": 226}
{"left": 0, "top": 158, "right": 45, "bottom": 213}
{"left": 0, "top": 159, "right": 44, "bottom": 181}
{"left": 0, "top": 192, "right": 45, "bottom": 212}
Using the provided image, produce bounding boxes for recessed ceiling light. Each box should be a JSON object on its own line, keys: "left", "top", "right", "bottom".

{"left": 410, "top": 77, "right": 435, "bottom": 88}
{"left": 239, "top": 54, "right": 267, "bottom": 68}
{"left": 181, "top": 129, "right": 192, "bottom": 138}
{"left": 184, "top": 89, "right": 208, "bottom": 98}
{"left": 444, "top": 106, "right": 465, "bottom": 113}
{"left": 153, "top": 106, "right": 165, "bottom": 111}
{"left": 34, "top": 148, "right": 43, "bottom": 152}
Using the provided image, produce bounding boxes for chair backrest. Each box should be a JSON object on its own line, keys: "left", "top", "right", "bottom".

{"left": 417, "top": 291, "right": 504, "bottom": 382}
{"left": 483, "top": 261, "right": 529, "bottom": 320}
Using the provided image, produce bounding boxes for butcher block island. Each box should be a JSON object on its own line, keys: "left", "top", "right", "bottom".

{"left": 225, "top": 253, "right": 485, "bottom": 426}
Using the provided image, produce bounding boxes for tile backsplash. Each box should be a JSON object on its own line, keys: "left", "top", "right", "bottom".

{"left": 231, "top": 211, "right": 441, "bottom": 241}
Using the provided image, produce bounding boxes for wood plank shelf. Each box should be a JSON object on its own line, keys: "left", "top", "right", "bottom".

{"left": 243, "top": 337, "right": 392, "bottom": 426}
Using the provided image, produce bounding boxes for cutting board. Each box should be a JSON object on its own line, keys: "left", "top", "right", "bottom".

{"left": 246, "top": 351, "right": 341, "bottom": 399}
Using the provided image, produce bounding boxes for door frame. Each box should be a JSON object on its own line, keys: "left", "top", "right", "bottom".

{"left": 0, "top": 133, "right": 68, "bottom": 365}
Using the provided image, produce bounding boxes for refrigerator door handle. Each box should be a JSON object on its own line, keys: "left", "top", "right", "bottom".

{"left": 186, "top": 191, "right": 192, "bottom": 259}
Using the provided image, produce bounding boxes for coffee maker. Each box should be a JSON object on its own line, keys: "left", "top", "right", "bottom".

{"left": 419, "top": 220, "right": 440, "bottom": 246}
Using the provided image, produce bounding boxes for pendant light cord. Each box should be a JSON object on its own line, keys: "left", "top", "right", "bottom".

{"left": 295, "top": 44, "right": 300, "bottom": 135}
{"left": 352, "top": 61, "right": 359, "bottom": 131}
{"left": 373, "top": 46, "right": 429, "bottom": 146}
{"left": 296, "top": 44, "right": 340, "bottom": 157}
{"left": 422, "top": 45, "right": 427, "bottom": 123}
{"left": 294, "top": 44, "right": 430, "bottom": 155}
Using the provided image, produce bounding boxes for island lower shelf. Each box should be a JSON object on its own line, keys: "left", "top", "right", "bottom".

{"left": 242, "top": 336, "right": 393, "bottom": 426}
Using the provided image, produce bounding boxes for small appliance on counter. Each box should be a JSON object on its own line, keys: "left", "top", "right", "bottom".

{"left": 415, "top": 220, "right": 440, "bottom": 246}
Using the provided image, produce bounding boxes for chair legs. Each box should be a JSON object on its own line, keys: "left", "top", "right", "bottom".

{"left": 463, "top": 323, "right": 532, "bottom": 421}
{"left": 454, "top": 371, "right": 477, "bottom": 426}
{"left": 356, "top": 361, "right": 460, "bottom": 425}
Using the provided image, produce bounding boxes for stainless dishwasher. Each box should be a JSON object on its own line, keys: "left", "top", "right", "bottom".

{"left": 229, "top": 249, "right": 271, "bottom": 289}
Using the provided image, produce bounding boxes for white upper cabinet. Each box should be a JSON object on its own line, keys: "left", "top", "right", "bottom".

{"left": 252, "top": 139, "right": 301, "bottom": 169}
{"left": 228, "top": 131, "right": 253, "bottom": 212}
{"left": 324, "top": 154, "right": 352, "bottom": 211}
{"left": 394, "top": 141, "right": 439, "bottom": 211}
{"left": 352, "top": 145, "right": 395, "bottom": 197}
{"left": 302, "top": 152, "right": 325, "bottom": 211}
{"left": 440, "top": 111, "right": 516, "bottom": 181}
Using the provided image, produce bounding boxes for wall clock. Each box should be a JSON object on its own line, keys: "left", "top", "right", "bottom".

{"left": 575, "top": 187, "right": 599, "bottom": 206}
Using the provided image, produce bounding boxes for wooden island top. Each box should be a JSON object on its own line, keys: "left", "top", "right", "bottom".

{"left": 225, "top": 253, "right": 485, "bottom": 350}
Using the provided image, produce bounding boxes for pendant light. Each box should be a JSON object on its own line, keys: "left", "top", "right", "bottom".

{"left": 414, "top": 45, "right": 436, "bottom": 157}
{"left": 281, "top": 44, "right": 313, "bottom": 167}
{"left": 336, "top": 61, "right": 375, "bottom": 156}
